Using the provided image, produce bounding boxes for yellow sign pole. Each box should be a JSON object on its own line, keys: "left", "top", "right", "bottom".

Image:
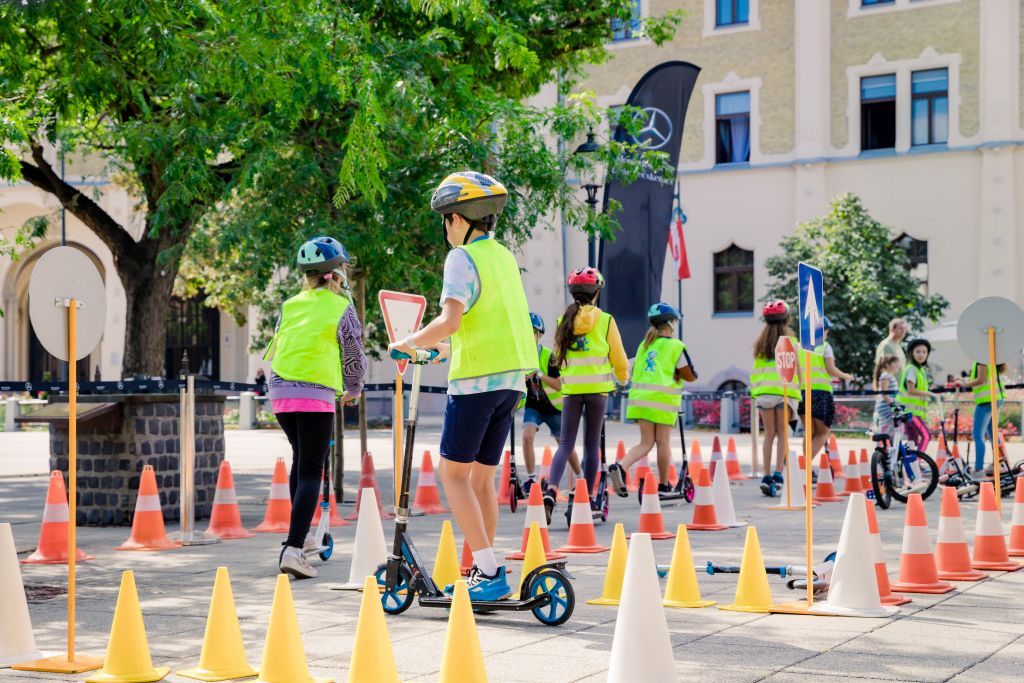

{"left": 803, "top": 350, "right": 814, "bottom": 608}
{"left": 67, "top": 299, "right": 77, "bottom": 664}
{"left": 394, "top": 370, "right": 404, "bottom": 510}
{"left": 988, "top": 327, "right": 1001, "bottom": 516}
{"left": 781, "top": 381, "right": 791, "bottom": 506}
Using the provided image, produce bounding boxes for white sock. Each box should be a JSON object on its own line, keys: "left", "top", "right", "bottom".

{"left": 471, "top": 547, "right": 499, "bottom": 577}
{"left": 526, "top": 470, "right": 536, "bottom": 479}
{"left": 283, "top": 546, "right": 303, "bottom": 560}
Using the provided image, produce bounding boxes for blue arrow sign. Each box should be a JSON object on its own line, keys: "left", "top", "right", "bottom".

{"left": 798, "top": 262, "right": 824, "bottom": 353}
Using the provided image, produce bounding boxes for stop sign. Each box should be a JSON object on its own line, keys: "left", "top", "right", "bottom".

{"left": 775, "top": 336, "right": 797, "bottom": 384}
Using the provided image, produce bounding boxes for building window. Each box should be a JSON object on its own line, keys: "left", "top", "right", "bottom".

{"left": 861, "top": 74, "right": 896, "bottom": 151}
{"left": 862, "top": 0, "right": 895, "bottom": 6}
{"left": 716, "top": 0, "right": 749, "bottom": 26}
{"left": 894, "top": 234, "right": 929, "bottom": 291}
{"left": 715, "top": 91, "right": 750, "bottom": 164}
{"left": 166, "top": 295, "right": 221, "bottom": 380}
{"left": 713, "top": 245, "right": 754, "bottom": 313}
{"left": 611, "top": 0, "right": 642, "bottom": 42}
{"left": 911, "top": 68, "right": 948, "bottom": 146}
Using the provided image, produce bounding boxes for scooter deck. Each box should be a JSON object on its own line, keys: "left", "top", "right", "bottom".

{"left": 417, "top": 592, "right": 554, "bottom": 612}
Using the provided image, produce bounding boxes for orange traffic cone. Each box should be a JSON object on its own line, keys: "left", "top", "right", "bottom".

{"left": 860, "top": 449, "right": 871, "bottom": 490}
{"left": 613, "top": 441, "right": 632, "bottom": 491}
{"left": 412, "top": 451, "right": 448, "bottom": 515}
{"left": 254, "top": 458, "right": 291, "bottom": 533}
{"left": 206, "top": 460, "right": 254, "bottom": 539}
{"left": 1008, "top": 477, "right": 1024, "bottom": 557}
{"left": 725, "top": 437, "right": 744, "bottom": 481}
{"left": 840, "top": 451, "right": 863, "bottom": 497}
{"left": 828, "top": 434, "right": 844, "bottom": 479}
{"left": 666, "top": 463, "right": 678, "bottom": 488}
{"left": 814, "top": 454, "right": 842, "bottom": 503}
{"left": 890, "top": 493, "right": 954, "bottom": 594}
{"left": 689, "top": 439, "right": 704, "bottom": 480}
{"left": 710, "top": 436, "right": 723, "bottom": 467}
{"left": 497, "top": 451, "right": 512, "bottom": 505}
{"left": 935, "top": 486, "right": 986, "bottom": 581}
{"left": 22, "top": 471, "right": 94, "bottom": 564}
{"left": 688, "top": 469, "right": 726, "bottom": 531}
{"left": 865, "top": 499, "right": 911, "bottom": 606}
{"left": 460, "top": 539, "right": 473, "bottom": 576}
{"left": 310, "top": 468, "right": 349, "bottom": 527}
{"left": 540, "top": 447, "right": 552, "bottom": 484}
{"left": 556, "top": 479, "right": 609, "bottom": 553}
{"left": 507, "top": 484, "right": 565, "bottom": 561}
{"left": 116, "top": 465, "right": 180, "bottom": 551}
{"left": 935, "top": 434, "right": 948, "bottom": 472}
{"left": 632, "top": 476, "right": 675, "bottom": 540}
{"left": 971, "top": 482, "right": 1021, "bottom": 572}
{"left": 346, "top": 452, "right": 391, "bottom": 520}
{"left": 634, "top": 464, "right": 651, "bottom": 493}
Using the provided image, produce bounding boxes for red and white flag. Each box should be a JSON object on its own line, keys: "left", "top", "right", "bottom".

{"left": 667, "top": 182, "right": 691, "bottom": 280}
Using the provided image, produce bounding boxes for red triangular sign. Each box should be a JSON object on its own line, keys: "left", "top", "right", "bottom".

{"left": 378, "top": 290, "right": 427, "bottom": 375}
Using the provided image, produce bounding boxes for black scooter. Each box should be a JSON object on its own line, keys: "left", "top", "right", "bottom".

{"left": 636, "top": 412, "right": 696, "bottom": 505}
{"left": 561, "top": 422, "right": 611, "bottom": 528}
{"left": 377, "top": 348, "right": 576, "bottom": 626}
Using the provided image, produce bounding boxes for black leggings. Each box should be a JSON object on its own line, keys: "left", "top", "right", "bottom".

{"left": 548, "top": 393, "right": 607, "bottom": 496}
{"left": 276, "top": 412, "right": 333, "bottom": 548}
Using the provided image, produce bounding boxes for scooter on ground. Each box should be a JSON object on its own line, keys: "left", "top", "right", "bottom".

{"left": 637, "top": 411, "right": 695, "bottom": 505}
{"left": 507, "top": 412, "right": 526, "bottom": 512}
{"left": 377, "top": 348, "right": 576, "bottom": 626}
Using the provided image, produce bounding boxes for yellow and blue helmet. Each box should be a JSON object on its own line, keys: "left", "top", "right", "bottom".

{"left": 430, "top": 171, "right": 508, "bottom": 221}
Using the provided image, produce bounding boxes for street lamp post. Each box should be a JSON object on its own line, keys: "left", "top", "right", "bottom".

{"left": 573, "top": 129, "right": 602, "bottom": 267}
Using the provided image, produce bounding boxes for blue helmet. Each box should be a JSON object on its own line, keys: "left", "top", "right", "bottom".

{"left": 648, "top": 302, "right": 682, "bottom": 326}
{"left": 529, "top": 312, "right": 545, "bottom": 334}
{"left": 297, "top": 236, "right": 350, "bottom": 275}
{"left": 823, "top": 315, "right": 832, "bottom": 331}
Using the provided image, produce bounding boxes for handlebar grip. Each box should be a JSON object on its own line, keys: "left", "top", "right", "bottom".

{"left": 389, "top": 348, "right": 440, "bottom": 363}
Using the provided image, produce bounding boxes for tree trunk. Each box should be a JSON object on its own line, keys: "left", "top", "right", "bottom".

{"left": 118, "top": 239, "right": 182, "bottom": 377}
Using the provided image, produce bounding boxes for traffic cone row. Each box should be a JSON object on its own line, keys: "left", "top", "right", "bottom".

{"left": 688, "top": 469, "right": 726, "bottom": 531}
{"left": 206, "top": 461, "right": 254, "bottom": 539}
{"left": 346, "top": 452, "right": 391, "bottom": 520}
{"left": 971, "top": 482, "right": 1021, "bottom": 572}
{"left": 116, "top": 465, "right": 180, "bottom": 551}
{"left": 556, "top": 480, "right": 609, "bottom": 553}
{"left": 253, "top": 458, "right": 291, "bottom": 534}
{"left": 725, "top": 437, "right": 745, "bottom": 481}
{"left": 507, "top": 484, "right": 565, "bottom": 560}
{"left": 935, "top": 486, "right": 986, "bottom": 581}
{"left": 633, "top": 477, "right": 675, "bottom": 540}
{"left": 23, "top": 470, "right": 94, "bottom": 564}
{"left": 412, "top": 451, "right": 447, "bottom": 515}
{"left": 840, "top": 451, "right": 863, "bottom": 496}
{"left": 814, "top": 454, "right": 842, "bottom": 503}
{"left": 890, "top": 493, "right": 954, "bottom": 594}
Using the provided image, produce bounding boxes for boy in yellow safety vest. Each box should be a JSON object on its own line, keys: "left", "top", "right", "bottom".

{"left": 388, "top": 171, "right": 535, "bottom": 602}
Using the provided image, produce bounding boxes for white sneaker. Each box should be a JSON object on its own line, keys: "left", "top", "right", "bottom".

{"left": 280, "top": 550, "right": 317, "bottom": 579}
{"left": 303, "top": 532, "right": 321, "bottom": 554}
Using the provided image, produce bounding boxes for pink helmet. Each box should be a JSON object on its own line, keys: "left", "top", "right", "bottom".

{"left": 762, "top": 300, "right": 789, "bottom": 322}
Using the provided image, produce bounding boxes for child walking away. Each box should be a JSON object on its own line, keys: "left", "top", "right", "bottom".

{"left": 609, "top": 303, "right": 696, "bottom": 497}
{"left": 749, "top": 301, "right": 800, "bottom": 497}
{"left": 266, "top": 237, "right": 366, "bottom": 579}
{"left": 798, "top": 316, "right": 854, "bottom": 466}
{"left": 521, "top": 312, "right": 581, "bottom": 494}
{"left": 388, "top": 171, "right": 536, "bottom": 602}
{"left": 896, "top": 338, "right": 938, "bottom": 453}
{"left": 958, "top": 361, "right": 1007, "bottom": 473}
{"left": 544, "top": 268, "right": 629, "bottom": 520}
{"left": 873, "top": 355, "right": 900, "bottom": 438}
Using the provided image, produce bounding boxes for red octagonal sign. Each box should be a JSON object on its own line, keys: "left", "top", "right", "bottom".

{"left": 775, "top": 336, "right": 797, "bottom": 385}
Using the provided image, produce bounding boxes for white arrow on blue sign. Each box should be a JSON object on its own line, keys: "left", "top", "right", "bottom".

{"left": 798, "top": 262, "right": 824, "bottom": 353}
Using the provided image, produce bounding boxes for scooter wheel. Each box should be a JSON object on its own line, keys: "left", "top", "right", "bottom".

{"left": 318, "top": 532, "right": 334, "bottom": 561}
{"left": 683, "top": 477, "right": 695, "bottom": 503}
{"left": 527, "top": 568, "right": 575, "bottom": 626}
{"left": 509, "top": 482, "right": 519, "bottom": 513}
{"left": 375, "top": 563, "right": 414, "bottom": 615}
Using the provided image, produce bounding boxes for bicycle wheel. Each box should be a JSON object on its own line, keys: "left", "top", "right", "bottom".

{"left": 870, "top": 449, "right": 891, "bottom": 509}
{"left": 889, "top": 450, "right": 938, "bottom": 504}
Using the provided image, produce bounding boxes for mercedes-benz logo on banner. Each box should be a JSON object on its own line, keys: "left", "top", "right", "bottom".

{"left": 632, "top": 107, "right": 673, "bottom": 150}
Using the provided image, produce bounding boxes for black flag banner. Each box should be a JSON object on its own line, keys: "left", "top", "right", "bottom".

{"left": 599, "top": 61, "right": 700, "bottom": 354}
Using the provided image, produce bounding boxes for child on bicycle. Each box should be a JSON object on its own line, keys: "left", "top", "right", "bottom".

{"left": 609, "top": 303, "right": 696, "bottom": 496}
{"left": 799, "top": 316, "right": 854, "bottom": 462}
{"left": 896, "top": 338, "right": 939, "bottom": 453}
{"left": 872, "top": 355, "right": 900, "bottom": 438}
{"left": 544, "top": 267, "right": 629, "bottom": 518}
{"left": 957, "top": 361, "right": 1007, "bottom": 473}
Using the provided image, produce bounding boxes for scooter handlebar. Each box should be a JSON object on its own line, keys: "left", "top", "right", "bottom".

{"left": 390, "top": 348, "right": 441, "bottom": 364}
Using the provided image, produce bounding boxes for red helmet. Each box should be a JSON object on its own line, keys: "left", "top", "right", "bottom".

{"left": 762, "top": 300, "right": 789, "bottom": 322}
{"left": 567, "top": 267, "right": 604, "bottom": 296}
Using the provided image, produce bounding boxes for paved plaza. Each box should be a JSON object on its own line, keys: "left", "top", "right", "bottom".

{"left": 3, "top": 425, "right": 1024, "bottom": 682}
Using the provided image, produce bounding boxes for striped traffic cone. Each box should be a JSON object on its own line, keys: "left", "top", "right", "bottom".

{"left": 687, "top": 469, "right": 726, "bottom": 531}
{"left": 865, "top": 499, "right": 911, "bottom": 606}
{"left": 507, "top": 484, "right": 565, "bottom": 561}
{"left": 859, "top": 449, "right": 871, "bottom": 490}
{"left": 310, "top": 467, "right": 348, "bottom": 527}
{"left": 116, "top": 465, "right": 181, "bottom": 551}
{"left": 1008, "top": 477, "right": 1024, "bottom": 557}
{"left": 725, "top": 437, "right": 745, "bottom": 481}
{"left": 346, "top": 452, "right": 391, "bottom": 520}
{"left": 613, "top": 441, "right": 632, "bottom": 492}
{"left": 22, "top": 471, "right": 94, "bottom": 564}
{"left": 935, "top": 434, "right": 949, "bottom": 472}
{"left": 935, "top": 486, "right": 986, "bottom": 581}
{"left": 556, "top": 479, "right": 609, "bottom": 553}
{"left": 253, "top": 458, "right": 291, "bottom": 533}
{"left": 632, "top": 477, "right": 675, "bottom": 540}
{"left": 412, "top": 451, "right": 447, "bottom": 515}
{"left": 840, "top": 451, "right": 863, "bottom": 496}
{"left": 540, "top": 446, "right": 553, "bottom": 484}
{"left": 709, "top": 436, "right": 723, "bottom": 470}
{"left": 666, "top": 463, "right": 679, "bottom": 488}
{"left": 889, "top": 493, "right": 954, "bottom": 594}
{"left": 814, "top": 454, "right": 842, "bottom": 503}
{"left": 689, "top": 440, "right": 704, "bottom": 482}
{"left": 829, "top": 434, "right": 844, "bottom": 479}
{"left": 206, "top": 460, "right": 254, "bottom": 539}
{"left": 971, "top": 482, "right": 1022, "bottom": 572}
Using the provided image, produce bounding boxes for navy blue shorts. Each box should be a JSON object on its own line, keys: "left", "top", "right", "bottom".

{"left": 440, "top": 389, "right": 521, "bottom": 466}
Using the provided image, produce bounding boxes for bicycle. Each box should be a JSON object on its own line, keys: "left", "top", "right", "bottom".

{"left": 869, "top": 406, "right": 939, "bottom": 509}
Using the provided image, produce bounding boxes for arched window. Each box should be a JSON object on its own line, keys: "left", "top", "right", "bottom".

{"left": 713, "top": 245, "right": 754, "bottom": 313}
{"left": 718, "top": 380, "right": 747, "bottom": 392}
{"left": 894, "top": 233, "right": 928, "bottom": 292}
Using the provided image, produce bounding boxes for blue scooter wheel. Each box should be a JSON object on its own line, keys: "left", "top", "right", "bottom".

{"left": 375, "top": 563, "right": 414, "bottom": 615}
{"left": 319, "top": 532, "right": 333, "bottom": 561}
{"left": 527, "top": 568, "right": 575, "bottom": 626}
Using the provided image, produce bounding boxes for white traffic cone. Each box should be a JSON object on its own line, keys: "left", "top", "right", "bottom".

{"left": 810, "top": 493, "right": 899, "bottom": 617}
{"left": 608, "top": 534, "right": 675, "bottom": 683}
{"left": 0, "top": 523, "right": 44, "bottom": 667}
{"left": 711, "top": 460, "right": 743, "bottom": 527}
{"left": 332, "top": 488, "right": 388, "bottom": 591}
{"left": 768, "top": 451, "right": 806, "bottom": 510}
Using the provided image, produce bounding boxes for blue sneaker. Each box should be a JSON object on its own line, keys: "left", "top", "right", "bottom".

{"left": 445, "top": 565, "right": 512, "bottom": 601}
{"left": 772, "top": 471, "right": 784, "bottom": 485}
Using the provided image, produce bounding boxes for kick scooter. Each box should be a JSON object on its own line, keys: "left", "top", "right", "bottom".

{"left": 507, "top": 411, "right": 526, "bottom": 512}
{"left": 637, "top": 410, "right": 696, "bottom": 505}
{"left": 305, "top": 412, "right": 336, "bottom": 562}
{"left": 377, "top": 348, "right": 576, "bottom": 626}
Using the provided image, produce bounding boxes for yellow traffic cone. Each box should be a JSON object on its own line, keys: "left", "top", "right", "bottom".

{"left": 719, "top": 527, "right": 776, "bottom": 614}
{"left": 177, "top": 567, "right": 257, "bottom": 681}
{"left": 347, "top": 575, "right": 402, "bottom": 683}
{"left": 432, "top": 520, "right": 460, "bottom": 590}
{"left": 663, "top": 525, "right": 715, "bottom": 608}
{"left": 587, "top": 523, "right": 627, "bottom": 606}
{"left": 439, "top": 582, "right": 488, "bottom": 683}
{"left": 515, "top": 521, "right": 547, "bottom": 600}
{"left": 255, "top": 575, "right": 332, "bottom": 683}
{"left": 85, "top": 571, "right": 169, "bottom": 683}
